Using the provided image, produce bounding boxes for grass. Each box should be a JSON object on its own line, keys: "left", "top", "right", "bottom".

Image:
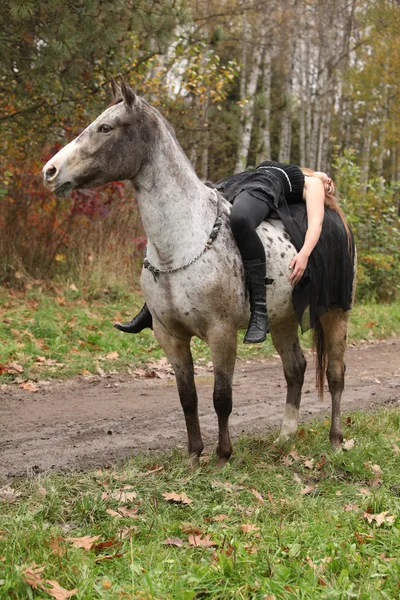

{"left": 0, "top": 286, "right": 399, "bottom": 383}
{"left": 0, "top": 408, "right": 399, "bottom": 599}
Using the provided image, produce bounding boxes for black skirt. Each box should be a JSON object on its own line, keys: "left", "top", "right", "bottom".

{"left": 215, "top": 170, "right": 355, "bottom": 331}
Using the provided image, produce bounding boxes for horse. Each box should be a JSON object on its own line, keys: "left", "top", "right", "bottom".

{"left": 43, "top": 78, "right": 354, "bottom": 466}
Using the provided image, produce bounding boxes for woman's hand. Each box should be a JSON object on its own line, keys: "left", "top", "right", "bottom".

{"left": 289, "top": 252, "right": 309, "bottom": 286}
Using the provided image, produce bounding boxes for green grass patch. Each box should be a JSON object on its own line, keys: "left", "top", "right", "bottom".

{"left": 1, "top": 409, "right": 399, "bottom": 598}
{"left": 0, "top": 286, "right": 399, "bottom": 382}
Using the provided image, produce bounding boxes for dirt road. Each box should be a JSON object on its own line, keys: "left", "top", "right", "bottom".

{"left": 1, "top": 339, "right": 399, "bottom": 478}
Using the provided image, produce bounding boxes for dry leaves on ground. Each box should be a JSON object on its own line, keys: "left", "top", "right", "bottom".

{"left": 180, "top": 523, "right": 202, "bottom": 535}
{"left": 46, "top": 580, "right": 78, "bottom": 600}
{"left": 23, "top": 563, "right": 77, "bottom": 599}
{"left": 0, "top": 486, "right": 22, "bottom": 504}
{"left": 250, "top": 489, "right": 265, "bottom": 504}
{"left": 211, "top": 514, "right": 229, "bottom": 522}
{"left": 240, "top": 523, "right": 260, "bottom": 534}
{"left": 363, "top": 511, "right": 396, "bottom": 527}
{"left": 342, "top": 439, "right": 355, "bottom": 451}
{"left": 19, "top": 381, "right": 39, "bottom": 392}
{"left": 68, "top": 535, "right": 101, "bottom": 551}
{"left": 101, "top": 490, "right": 137, "bottom": 503}
{"left": 301, "top": 485, "right": 315, "bottom": 496}
{"left": 162, "top": 492, "right": 193, "bottom": 505}
{"left": 116, "top": 507, "right": 140, "bottom": 518}
{"left": 188, "top": 534, "right": 218, "bottom": 548}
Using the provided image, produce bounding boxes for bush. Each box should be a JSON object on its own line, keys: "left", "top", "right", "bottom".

{"left": 335, "top": 150, "right": 400, "bottom": 302}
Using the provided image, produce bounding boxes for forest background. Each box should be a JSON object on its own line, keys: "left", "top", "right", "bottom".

{"left": 1, "top": 0, "right": 399, "bottom": 303}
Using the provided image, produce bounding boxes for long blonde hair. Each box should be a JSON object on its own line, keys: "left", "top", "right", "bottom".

{"left": 301, "top": 167, "right": 353, "bottom": 250}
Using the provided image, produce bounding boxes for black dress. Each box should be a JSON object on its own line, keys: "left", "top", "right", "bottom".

{"left": 215, "top": 161, "right": 355, "bottom": 331}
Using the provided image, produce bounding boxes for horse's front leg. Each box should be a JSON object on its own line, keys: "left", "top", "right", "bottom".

{"left": 154, "top": 324, "right": 203, "bottom": 458}
{"left": 208, "top": 327, "right": 237, "bottom": 466}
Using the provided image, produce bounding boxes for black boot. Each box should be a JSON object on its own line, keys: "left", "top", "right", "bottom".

{"left": 243, "top": 260, "right": 269, "bottom": 344}
{"left": 114, "top": 303, "right": 153, "bottom": 334}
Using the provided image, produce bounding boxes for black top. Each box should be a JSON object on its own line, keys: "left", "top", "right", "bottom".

{"left": 257, "top": 160, "right": 305, "bottom": 203}
{"left": 215, "top": 160, "right": 305, "bottom": 206}
{"left": 215, "top": 161, "right": 355, "bottom": 331}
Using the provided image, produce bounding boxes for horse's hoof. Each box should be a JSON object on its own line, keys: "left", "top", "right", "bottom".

{"left": 216, "top": 456, "right": 229, "bottom": 468}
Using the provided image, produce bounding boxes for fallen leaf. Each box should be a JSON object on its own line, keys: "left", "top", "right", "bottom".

{"left": 358, "top": 488, "right": 371, "bottom": 496}
{"left": 301, "top": 485, "right": 315, "bottom": 496}
{"left": 392, "top": 444, "right": 400, "bottom": 455}
{"left": 293, "top": 473, "right": 302, "bottom": 484}
{"left": 288, "top": 450, "right": 300, "bottom": 461}
{"left": 92, "top": 538, "right": 119, "bottom": 551}
{"left": 316, "top": 455, "right": 327, "bottom": 470}
{"left": 304, "top": 459, "right": 315, "bottom": 469}
{"left": 211, "top": 514, "right": 228, "bottom": 522}
{"left": 23, "top": 563, "right": 46, "bottom": 590}
{"left": 318, "top": 577, "right": 328, "bottom": 587}
{"left": 343, "top": 438, "right": 355, "bottom": 451}
{"left": 102, "top": 490, "right": 137, "bottom": 503}
{"left": 164, "top": 537, "right": 184, "bottom": 547}
{"left": 0, "top": 486, "right": 22, "bottom": 504}
{"left": 117, "top": 507, "right": 139, "bottom": 518}
{"left": 46, "top": 580, "right": 78, "bottom": 599}
{"left": 180, "top": 523, "right": 202, "bottom": 535}
{"left": 19, "top": 381, "right": 39, "bottom": 392}
{"left": 243, "top": 543, "right": 258, "bottom": 554}
{"left": 106, "top": 351, "right": 119, "bottom": 360}
{"left": 188, "top": 534, "right": 218, "bottom": 548}
{"left": 240, "top": 523, "right": 260, "bottom": 533}
{"left": 68, "top": 535, "right": 100, "bottom": 551}
{"left": 106, "top": 509, "right": 122, "bottom": 518}
{"left": 49, "top": 537, "right": 66, "bottom": 557}
{"left": 363, "top": 511, "right": 396, "bottom": 527}
{"left": 102, "top": 580, "right": 112, "bottom": 590}
{"left": 162, "top": 492, "right": 193, "bottom": 505}
{"left": 7, "top": 361, "right": 24, "bottom": 374}
{"left": 250, "top": 489, "right": 265, "bottom": 503}
{"left": 344, "top": 504, "right": 359, "bottom": 512}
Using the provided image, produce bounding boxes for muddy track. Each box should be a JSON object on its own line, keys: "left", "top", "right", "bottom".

{"left": 1, "top": 339, "right": 399, "bottom": 478}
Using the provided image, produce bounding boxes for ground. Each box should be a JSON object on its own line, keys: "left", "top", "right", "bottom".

{"left": 0, "top": 338, "right": 399, "bottom": 478}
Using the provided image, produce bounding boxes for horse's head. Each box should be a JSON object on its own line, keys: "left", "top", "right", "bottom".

{"left": 43, "top": 79, "right": 160, "bottom": 196}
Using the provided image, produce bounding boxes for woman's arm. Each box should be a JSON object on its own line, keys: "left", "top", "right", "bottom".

{"left": 288, "top": 177, "right": 325, "bottom": 285}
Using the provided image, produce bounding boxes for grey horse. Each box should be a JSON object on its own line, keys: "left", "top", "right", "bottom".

{"left": 43, "top": 79, "right": 354, "bottom": 466}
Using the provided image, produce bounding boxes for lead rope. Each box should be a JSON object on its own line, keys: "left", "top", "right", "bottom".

{"left": 143, "top": 191, "right": 223, "bottom": 282}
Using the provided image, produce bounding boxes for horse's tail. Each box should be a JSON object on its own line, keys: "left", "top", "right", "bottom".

{"left": 312, "top": 317, "right": 327, "bottom": 400}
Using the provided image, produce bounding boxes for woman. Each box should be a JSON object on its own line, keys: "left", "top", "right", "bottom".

{"left": 115, "top": 160, "right": 353, "bottom": 343}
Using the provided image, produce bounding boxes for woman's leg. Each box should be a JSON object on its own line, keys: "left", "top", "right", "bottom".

{"left": 230, "top": 191, "right": 271, "bottom": 343}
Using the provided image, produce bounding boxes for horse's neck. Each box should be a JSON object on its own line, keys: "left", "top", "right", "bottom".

{"left": 134, "top": 142, "right": 215, "bottom": 269}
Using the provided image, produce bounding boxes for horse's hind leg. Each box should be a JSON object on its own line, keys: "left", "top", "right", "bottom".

{"left": 154, "top": 327, "right": 204, "bottom": 458}
{"left": 270, "top": 315, "right": 307, "bottom": 440}
{"left": 208, "top": 328, "right": 237, "bottom": 466}
{"left": 320, "top": 308, "right": 351, "bottom": 449}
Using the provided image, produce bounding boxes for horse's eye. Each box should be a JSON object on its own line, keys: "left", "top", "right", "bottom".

{"left": 98, "top": 124, "right": 113, "bottom": 133}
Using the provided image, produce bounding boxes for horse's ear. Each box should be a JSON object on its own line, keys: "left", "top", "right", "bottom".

{"left": 111, "top": 77, "right": 122, "bottom": 102}
{"left": 120, "top": 78, "right": 137, "bottom": 108}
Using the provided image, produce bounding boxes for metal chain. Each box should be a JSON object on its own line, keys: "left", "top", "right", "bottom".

{"left": 144, "top": 191, "right": 223, "bottom": 282}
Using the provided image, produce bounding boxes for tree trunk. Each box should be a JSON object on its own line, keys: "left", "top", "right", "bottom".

{"left": 234, "top": 16, "right": 268, "bottom": 173}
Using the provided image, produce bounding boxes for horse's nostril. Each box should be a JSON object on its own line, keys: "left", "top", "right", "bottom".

{"left": 45, "top": 165, "right": 57, "bottom": 181}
